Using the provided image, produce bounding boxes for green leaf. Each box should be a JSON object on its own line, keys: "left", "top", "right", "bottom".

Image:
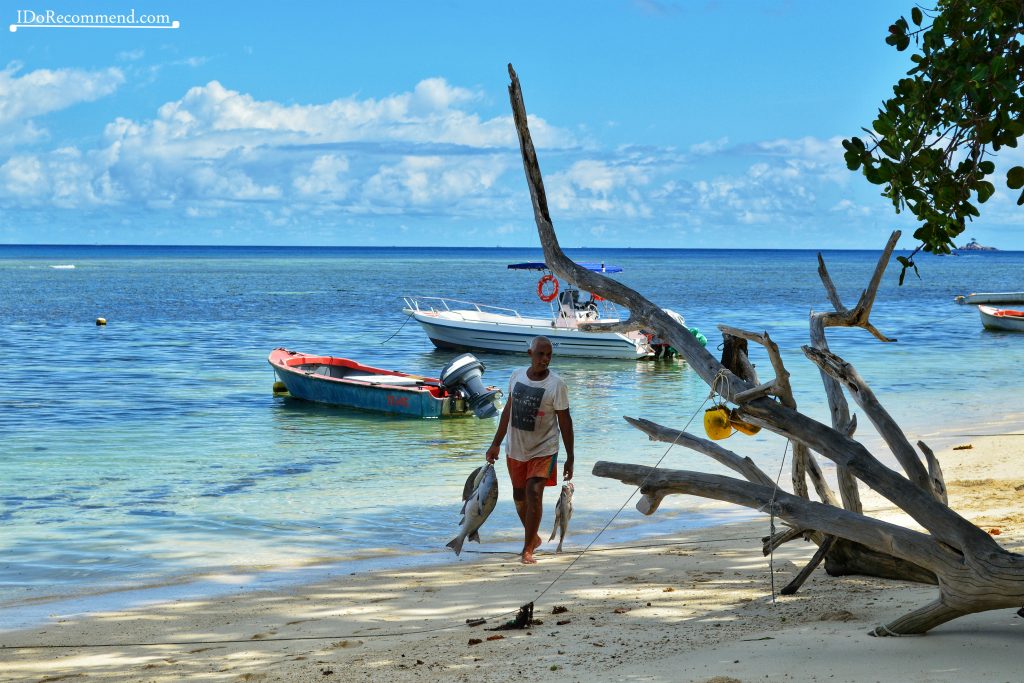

{"left": 873, "top": 114, "right": 894, "bottom": 137}
{"left": 864, "top": 164, "right": 886, "bottom": 184}
{"left": 1007, "top": 166, "right": 1024, "bottom": 190}
{"left": 878, "top": 138, "right": 900, "bottom": 159}
{"left": 976, "top": 181, "right": 995, "bottom": 203}
{"left": 911, "top": 7, "right": 923, "bottom": 25}
{"left": 978, "top": 160, "right": 995, "bottom": 174}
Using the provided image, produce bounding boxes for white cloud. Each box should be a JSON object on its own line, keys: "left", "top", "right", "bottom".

{"left": 410, "top": 77, "right": 476, "bottom": 111}
{"left": 293, "top": 154, "right": 350, "bottom": 198}
{"left": 756, "top": 135, "right": 843, "bottom": 161}
{"left": 117, "top": 49, "right": 145, "bottom": 62}
{"left": 360, "top": 155, "right": 506, "bottom": 209}
{"left": 689, "top": 137, "right": 729, "bottom": 156}
{"left": 691, "top": 158, "right": 816, "bottom": 226}
{"left": 567, "top": 160, "right": 627, "bottom": 196}
{"left": 547, "top": 157, "right": 655, "bottom": 218}
{"left": 0, "top": 155, "right": 46, "bottom": 197}
{"left": 175, "top": 56, "right": 208, "bottom": 68}
{"left": 133, "top": 78, "right": 566, "bottom": 149}
{"left": 0, "top": 77, "right": 565, "bottom": 211}
{"left": 0, "top": 62, "right": 124, "bottom": 130}
{"left": 830, "top": 198, "right": 872, "bottom": 216}
{"left": 188, "top": 166, "right": 281, "bottom": 201}
{"left": 754, "top": 136, "right": 849, "bottom": 184}
{"left": 0, "top": 69, "right": 898, "bottom": 246}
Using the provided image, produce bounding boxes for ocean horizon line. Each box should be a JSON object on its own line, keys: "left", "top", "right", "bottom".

{"left": 1, "top": 243, "right": 1013, "bottom": 254}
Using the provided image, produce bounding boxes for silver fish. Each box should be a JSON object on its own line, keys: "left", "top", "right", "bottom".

{"left": 548, "top": 482, "right": 574, "bottom": 552}
{"left": 447, "top": 463, "right": 498, "bottom": 556}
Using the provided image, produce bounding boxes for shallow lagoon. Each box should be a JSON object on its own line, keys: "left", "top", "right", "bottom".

{"left": 3, "top": 244, "right": 1023, "bottom": 614}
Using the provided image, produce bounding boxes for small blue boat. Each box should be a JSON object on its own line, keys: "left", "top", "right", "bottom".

{"left": 269, "top": 348, "right": 500, "bottom": 418}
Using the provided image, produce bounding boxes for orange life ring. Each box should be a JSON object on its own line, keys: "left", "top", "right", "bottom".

{"left": 538, "top": 274, "right": 559, "bottom": 302}
{"left": 592, "top": 294, "right": 604, "bottom": 302}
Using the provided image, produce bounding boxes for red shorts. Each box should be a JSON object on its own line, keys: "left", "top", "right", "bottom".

{"left": 507, "top": 455, "right": 558, "bottom": 489}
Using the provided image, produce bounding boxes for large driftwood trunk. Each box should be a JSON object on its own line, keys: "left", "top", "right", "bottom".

{"left": 506, "top": 64, "right": 1024, "bottom": 636}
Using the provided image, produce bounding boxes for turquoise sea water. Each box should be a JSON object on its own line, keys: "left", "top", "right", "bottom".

{"left": 2, "top": 244, "right": 1023, "bottom": 620}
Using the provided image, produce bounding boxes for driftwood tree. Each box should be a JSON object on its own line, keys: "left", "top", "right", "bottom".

{"left": 506, "top": 64, "right": 1024, "bottom": 636}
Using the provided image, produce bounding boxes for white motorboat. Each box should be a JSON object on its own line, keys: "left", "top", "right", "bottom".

{"left": 402, "top": 262, "right": 665, "bottom": 359}
{"left": 978, "top": 304, "right": 1024, "bottom": 332}
{"left": 955, "top": 292, "right": 1024, "bottom": 305}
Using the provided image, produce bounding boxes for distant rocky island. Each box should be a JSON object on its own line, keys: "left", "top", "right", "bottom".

{"left": 957, "top": 238, "right": 997, "bottom": 251}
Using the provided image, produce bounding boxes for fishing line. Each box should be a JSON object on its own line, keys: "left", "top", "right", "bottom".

{"left": 7, "top": 371, "right": 783, "bottom": 651}
{"left": 5, "top": 537, "right": 772, "bottom": 651}
{"left": 529, "top": 373, "right": 725, "bottom": 607}
{"left": 766, "top": 439, "right": 791, "bottom": 605}
{"left": 6, "top": 536, "right": 769, "bottom": 650}
{"left": 2, "top": 531, "right": 767, "bottom": 652}
{"left": 2, "top": 388, "right": 722, "bottom": 652}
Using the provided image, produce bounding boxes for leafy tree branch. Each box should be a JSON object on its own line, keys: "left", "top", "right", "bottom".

{"left": 845, "top": 0, "right": 1024, "bottom": 268}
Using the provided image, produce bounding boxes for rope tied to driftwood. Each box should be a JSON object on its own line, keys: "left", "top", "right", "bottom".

{"left": 705, "top": 368, "right": 794, "bottom": 603}
{"left": 709, "top": 368, "right": 732, "bottom": 406}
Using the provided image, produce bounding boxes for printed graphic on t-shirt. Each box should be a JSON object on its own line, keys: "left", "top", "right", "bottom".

{"left": 510, "top": 381, "right": 545, "bottom": 431}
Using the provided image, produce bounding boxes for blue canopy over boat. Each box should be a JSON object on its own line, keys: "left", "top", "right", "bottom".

{"left": 506, "top": 261, "right": 623, "bottom": 273}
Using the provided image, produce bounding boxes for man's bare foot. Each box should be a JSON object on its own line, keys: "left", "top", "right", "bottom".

{"left": 520, "top": 536, "right": 543, "bottom": 564}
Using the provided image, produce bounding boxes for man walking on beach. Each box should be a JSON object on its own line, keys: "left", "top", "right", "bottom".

{"left": 486, "top": 336, "right": 574, "bottom": 564}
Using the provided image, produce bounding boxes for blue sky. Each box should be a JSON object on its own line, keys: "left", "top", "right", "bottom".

{"left": 2, "top": 0, "right": 1021, "bottom": 249}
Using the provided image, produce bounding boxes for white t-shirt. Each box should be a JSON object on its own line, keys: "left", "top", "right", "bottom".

{"left": 504, "top": 368, "right": 569, "bottom": 462}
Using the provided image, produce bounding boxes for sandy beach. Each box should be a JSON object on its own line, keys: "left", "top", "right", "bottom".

{"left": 2, "top": 432, "right": 1021, "bottom": 683}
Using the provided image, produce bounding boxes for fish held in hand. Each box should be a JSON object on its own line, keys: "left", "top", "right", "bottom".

{"left": 447, "top": 463, "right": 498, "bottom": 556}
{"left": 548, "top": 482, "right": 574, "bottom": 552}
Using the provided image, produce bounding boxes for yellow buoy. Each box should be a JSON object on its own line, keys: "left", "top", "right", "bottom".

{"left": 703, "top": 406, "right": 733, "bottom": 440}
{"left": 729, "top": 409, "right": 761, "bottom": 436}
{"left": 95, "top": 317, "right": 107, "bottom": 326}
{"left": 272, "top": 381, "right": 288, "bottom": 395}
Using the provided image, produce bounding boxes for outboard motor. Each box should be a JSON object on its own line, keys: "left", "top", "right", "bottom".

{"left": 440, "top": 353, "right": 501, "bottom": 419}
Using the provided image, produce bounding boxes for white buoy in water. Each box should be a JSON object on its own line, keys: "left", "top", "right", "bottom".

{"left": 96, "top": 317, "right": 107, "bottom": 326}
